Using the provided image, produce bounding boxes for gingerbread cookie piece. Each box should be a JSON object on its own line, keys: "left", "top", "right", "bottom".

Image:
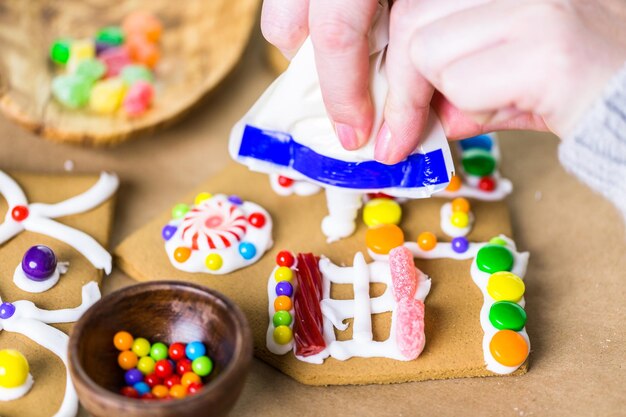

{"left": 0, "top": 172, "right": 116, "bottom": 417}
{"left": 116, "top": 163, "right": 528, "bottom": 385}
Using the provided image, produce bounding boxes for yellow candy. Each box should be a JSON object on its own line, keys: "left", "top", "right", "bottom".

{"left": 273, "top": 325, "right": 293, "bottom": 345}
{"left": 487, "top": 272, "right": 525, "bottom": 302}
{"left": 67, "top": 39, "right": 95, "bottom": 72}
{"left": 362, "top": 198, "right": 402, "bottom": 228}
{"left": 0, "top": 349, "right": 29, "bottom": 388}
{"left": 451, "top": 211, "right": 470, "bottom": 228}
{"left": 274, "top": 266, "right": 293, "bottom": 283}
{"left": 90, "top": 78, "right": 127, "bottom": 114}
{"left": 205, "top": 253, "right": 223, "bottom": 271}
{"left": 194, "top": 192, "right": 212, "bottom": 206}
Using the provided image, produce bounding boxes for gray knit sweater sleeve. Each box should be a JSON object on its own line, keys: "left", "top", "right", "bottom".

{"left": 559, "top": 64, "right": 626, "bottom": 221}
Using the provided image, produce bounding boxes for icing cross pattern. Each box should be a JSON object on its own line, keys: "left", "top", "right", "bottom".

{"left": 301, "top": 251, "right": 431, "bottom": 363}
{"left": 0, "top": 282, "right": 101, "bottom": 416}
{"left": 0, "top": 171, "right": 118, "bottom": 273}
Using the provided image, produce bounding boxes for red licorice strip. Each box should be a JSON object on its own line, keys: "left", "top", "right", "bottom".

{"left": 293, "top": 253, "right": 326, "bottom": 357}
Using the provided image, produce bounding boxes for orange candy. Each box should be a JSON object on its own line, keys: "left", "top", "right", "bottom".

{"left": 122, "top": 11, "right": 163, "bottom": 43}
{"left": 365, "top": 224, "right": 405, "bottom": 255}
{"left": 489, "top": 330, "right": 529, "bottom": 367}
{"left": 118, "top": 350, "right": 138, "bottom": 370}
{"left": 174, "top": 247, "right": 191, "bottom": 263}
{"left": 169, "top": 384, "right": 187, "bottom": 399}
{"left": 274, "top": 295, "right": 292, "bottom": 312}
{"left": 127, "top": 35, "right": 160, "bottom": 68}
{"left": 451, "top": 197, "right": 470, "bottom": 213}
{"left": 113, "top": 331, "right": 134, "bottom": 351}
{"left": 445, "top": 175, "right": 462, "bottom": 192}
{"left": 181, "top": 371, "right": 201, "bottom": 387}
{"left": 152, "top": 384, "right": 169, "bottom": 399}
{"left": 417, "top": 232, "right": 437, "bottom": 251}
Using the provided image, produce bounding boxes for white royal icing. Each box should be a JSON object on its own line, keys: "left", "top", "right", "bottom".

{"left": 266, "top": 252, "right": 431, "bottom": 364}
{"left": 164, "top": 194, "right": 273, "bottom": 274}
{"left": 0, "top": 281, "right": 101, "bottom": 415}
{"left": 13, "top": 262, "right": 69, "bottom": 293}
{"left": 0, "top": 374, "right": 34, "bottom": 401}
{"left": 269, "top": 174, "right": 321, "bottom": 197}
{"left": 439, "top": 202, "right": 474, "bottom": 238}
{"left": 0, "top": 171, "right": 118, "bottom": 273}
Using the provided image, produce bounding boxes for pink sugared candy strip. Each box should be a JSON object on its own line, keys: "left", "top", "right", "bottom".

{"left": 100, "top": 47, "right": 131, "bottom": 77}
{"left": 123, "top": 81, "right": 154, "bottom": 116}
{"left": 389, "top": 246, "right": 418, "bottom": 302}
{"left": 395, "top": 298, "right": 426, "bottom": 360}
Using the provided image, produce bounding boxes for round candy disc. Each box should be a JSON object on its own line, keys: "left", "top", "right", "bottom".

{"left": 462, "top": 149, "right": 496, "bottom": 177}
{"left": 22, "top": 245, "right": 57, "bottom": 281}
{"left": 487, "top": 272, "right": 525, "bottom": 302}
{"left": 489, "top": 330, "right": 529, "bottom": 367}
{"left": 365, "top": 224, "right": 405, "bottom": 255}
{"left": 489, "top": 301, "right": 527, "bottom": 331}
{"left": 0, "top": 349, "right": 29, "bottom": 388}
{"left": 362, "top": 198, "right": 402, "bottom": 228}
{"left": 476, "top": 244, "right": 514, "bottom": 273}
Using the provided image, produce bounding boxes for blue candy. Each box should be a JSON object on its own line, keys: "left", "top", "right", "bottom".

{"left": 238, "top": 242, "right": 257, "bottom": 260}
{"left": 185, "top": 341, "right": 206, "bottom": 360}
{"left": 459, "top": 134, "right": 493, "bottom": 152}
{"left": 275, "top": 281, "right": 293, "bottom": 297}
{"left": 125, "top": 368, "right": 143, "bottom": 386}
{"left": 133, "top": 381, "right": 150, "bottom": 395}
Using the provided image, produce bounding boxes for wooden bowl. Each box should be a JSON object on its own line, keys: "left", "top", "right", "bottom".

{"left": 68, "top": 281, "right": 253, "bottom": 417}
{"left": 0, "top": 0, "right": 259, "bottom": 146}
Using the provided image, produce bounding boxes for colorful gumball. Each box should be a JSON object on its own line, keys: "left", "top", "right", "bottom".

{"left": 176, "top": 358, "right": 193, "bottom": 376}
{"left": 114, "top": 331, "right": 134, "bottom": 351}
{"left": 125, "top": 368, "right": 144, "bottom": 386}
{"left": 181, "top": 371, "right": 201, "bottom": 387}
{"left": 144, "top": 373, "right": 162, "bottom": 388}
{"left": 163, "top": 374, "right": 181, "bottom": 389}
{"left": 118, "top": 351, "right": 138, "bottom": 370}
{"left": 187, "top": 382, "right": 203, "bottom": 395}
{"left": 154, "top": 359, "right": 174, "bottom": 378}
{"left": 169, "top": 384, "right": 187, "bottom": 399}
{"left": 120, "top": 386, "right": 139, "bottom": 398}
{"left": 185, "top": 341, "right": 206, "bottom": 360}
{"left": 168, "top": 343, "right": 186, "bottom": 361}
{"left": 191, "top": 356, "right": 213, "bottom": 377}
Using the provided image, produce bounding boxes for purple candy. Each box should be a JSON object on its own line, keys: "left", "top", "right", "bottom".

{"left": 22, "top": 245, "right": 57, "bottom": 281}
{"left": 0, "top": 302, "right": 15, "bottom": 319}
{"left": 125, "top": 368, "right": 144, "bottom": 386}
{"left": 228, "top": 195, "right": 243, "bottom": 205}
{"left": 95, "top": 41, "right": 114, "bottom": 55}
{"left": 275, "top": 281, "right": 293, "bottom": 297}
{"left": 162, "top": 225, "right": 177, "bottom": 241}
{"left": 451, "top": 237, "right": 470, "bottom": 254}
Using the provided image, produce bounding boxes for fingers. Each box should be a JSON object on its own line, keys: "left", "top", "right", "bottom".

{"left": 375, "top": 0, "right": 434, "bottom": 165}
{"left": 309, "top": 0, "right": 380, "bottom": 150}
{"left": 261, "top": 0, "right": 310, "bottom": 59}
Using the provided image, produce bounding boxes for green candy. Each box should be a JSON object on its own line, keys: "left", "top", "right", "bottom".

{"left": 191, "top": 356, "right": 213, "bottom": 377}
{"left": 51, "top": 74, "right": 92, "bottom": 109}
{"left": 120, "top": 65, "right": 154, "bottom": 86}
{"left": 171, "top": 203, "right": 189, "bottom": 219}
{"left": 95, "top": 26, "right": 125, "bottom": 45}
{"left": 149, "top": 342, "right": 168, "bottom": 361}
{"left": 50, "top": 38, "right": 71, "bottom": 65}
{"left": 75, "top": 58, "right": 106, "bottom": 82}
{"left": 476, "top": 244, "right": 514, "bottom": 273}
{"left": 273, "top": 311, "right": 292, "bottom": 327}
{"left": 489, "top": 236, "right": 508, "bottom": 246}
{"left": 462, "top": 149, "right": 496, "bottom": 177}
{"left": 489, "top": 301, "right": 527, "bottom": 331}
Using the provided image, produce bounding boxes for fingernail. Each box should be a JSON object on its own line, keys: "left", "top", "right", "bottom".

{"left": 335, "top": 123, "right": 359, "bottom": 150}
{"left": 374, "top": 123, "right": 393, "bottom": 163}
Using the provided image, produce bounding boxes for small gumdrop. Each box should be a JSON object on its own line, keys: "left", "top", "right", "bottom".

{"left": 123, "top": 81, "right": 154, "bottom": 116}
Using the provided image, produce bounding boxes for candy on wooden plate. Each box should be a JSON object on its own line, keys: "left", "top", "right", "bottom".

{"left": 67, "top": 39, "right": 95, "bottom": 72}
{"left": 89, "top": 78, "right": 126, "bottom": 114}
{"left": 96, "top": 26, "right": 125, "bottom": 46}
{"left": 122, "top": 11, "right": 163, "bottom": 43}
{"left": 123, "top": 80, "right": 154, "bottom": 117}
{"left": 120, "top": 64, "right": 154, "bottom": 85}
{"left": 75, "top": 58, "right": 106, "bottom": 83}
{"left": 127, "top": 35, "right": 160, "bottom": 68}
{"left": 99, "top": 46, "right": 132, "bottom": 77}
{"left": 52, "top": 74, "right": 92, "bottom": 108}
{"left": 50, "top": 38, "right": 71, "bottom": 65}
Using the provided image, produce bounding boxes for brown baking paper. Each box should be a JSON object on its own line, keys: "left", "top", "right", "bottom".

{"left": 0, "top": 172, "right": 116, "bottom": 417}
{"left": 115, "top": 163, "right": 526, "bottom": 385}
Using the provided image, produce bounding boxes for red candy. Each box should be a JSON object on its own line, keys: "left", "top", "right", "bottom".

{"left": 187, "top": 382, "right": 203, "bottom": 395}
{"left": 123, "top": 81, "right": 153, "bottom": 117}
{"left": 248, "top": 212, "right": 266, "bottom": 228}
{"left": 120, "top": 386, "right": 140, "bottom": 398}
{"left": 395, "top": 299, "right": 426, "bottom": 360}
{"left": 277, "top": 176, "right": 294, "bottom": 187}
{"left": 168, "top": 342, "right": 185, "bottom": 361}
{"left": 388, "top": 246, "right": 418, "bottom": 302}
{"left": 176, "top": 358, "right": 193, "bottom": 375}
{"left": 141, "top": 393, "right": 156, "bottom": 400}
{"left": 144, "top": 373, "right": 161, "bottom": 388}
{"left": 366, "top": 192, "right": 394, "bottom": 200}
{"left": 293, "top": 253, "right": 326, "bottom": 357}
{"left": 164, "top": 375, "right": 181, "bottom": 389}
{"left": 154, "top": 359, "right": 173, "bottom": 378}
{"left": 276, "top": 251, "right": 295, "bottom": 267}
{"left": 99, "top": 47, "right": 131, "bottom": 77}
{"left": 478, "top": 176, "right": 496, "bottom": 192}
{"left": 11, "top": 205, "right": 29, "bottom": 222}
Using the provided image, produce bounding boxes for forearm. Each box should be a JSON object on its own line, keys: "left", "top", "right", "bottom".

{"left": 559, "top": 62, "right": 626, "bottom": 221}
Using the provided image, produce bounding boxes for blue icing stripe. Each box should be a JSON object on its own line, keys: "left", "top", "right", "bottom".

{"left": 238, "top": 125, "right": 449, "bottom": 190}
{"left": 459, "top": 134, "right": 493, "bottom": 151}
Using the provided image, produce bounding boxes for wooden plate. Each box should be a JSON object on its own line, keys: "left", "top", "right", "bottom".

{"left": 0, "top": 0, "right": 259, "bottom": 146}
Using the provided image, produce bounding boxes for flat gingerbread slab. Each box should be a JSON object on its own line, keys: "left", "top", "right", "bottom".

{"left": 116, "top": 163, "right": 526, "bottom": 385}
{"left": 0, "top": 172, "right": 116, "bottom": 417}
